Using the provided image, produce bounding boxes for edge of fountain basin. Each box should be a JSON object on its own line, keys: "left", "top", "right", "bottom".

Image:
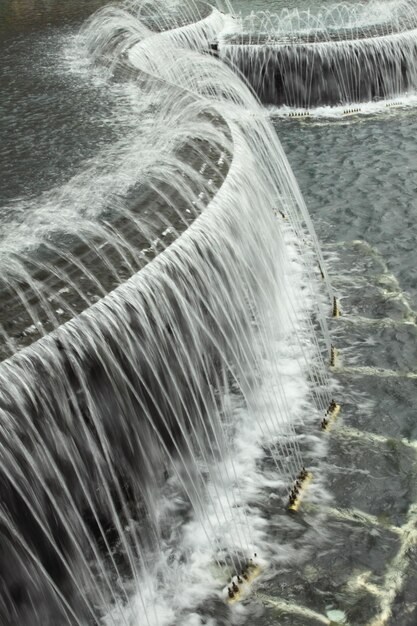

{"left": 0, "top": 116, "right": 243, "bottom": 372}
{"left": 0, "top": 5, "right": 238, "bottom": 370}
{"left": 0, "top": 125, "right": 240, "bottom": 372}
{"left": 222, "top": 23, "right": 417, "bottom": 50}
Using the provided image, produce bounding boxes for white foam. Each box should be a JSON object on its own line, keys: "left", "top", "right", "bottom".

{"left": 268, "top": 93, "right": 417, "bottom": 120}
{"left": 100, "top": 222, "right": 331, "bottom": 625}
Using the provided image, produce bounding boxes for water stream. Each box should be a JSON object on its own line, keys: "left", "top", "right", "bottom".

{"left": 1, "top": 1, "right": 417, "bottom": 625}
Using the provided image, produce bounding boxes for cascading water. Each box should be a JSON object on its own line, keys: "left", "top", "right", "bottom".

{"left": 0, "top": 2, "right": 335, "bottom": 625}
{"left": 219, "top": 0, "right": 417, "bottom": 107}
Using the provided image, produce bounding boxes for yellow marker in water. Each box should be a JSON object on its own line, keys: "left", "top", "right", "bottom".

{"left": 288, "top": 471, "right": 313, "bottom": 512}
{"left": 321, "top": 402, "right": 341, "bottom": 431}
{"left": 226, "top": 561, "right": 262, "bottom": 604}
{"left": 330, "top": 345, "right": 338, "bottom": 367}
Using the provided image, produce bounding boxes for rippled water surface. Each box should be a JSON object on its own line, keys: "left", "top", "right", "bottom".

{"left": 0, "top": 0, "right": 110, "bottom": 40}
{"left": 277, "top": 112, "right": 417, "bottom": 302}
{"left": 0, "top": 1, "right": 142, "bottom": 206}
{"left": 231, "top": 0, "right": 365, "bottom": 13}
{"left": 1, "top": 32, "right": 124, "bottom": 205}
{"left": 267, "top": 96, "right": 417, "bottom": 626}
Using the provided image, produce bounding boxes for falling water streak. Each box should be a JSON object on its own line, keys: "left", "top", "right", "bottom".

{"left": 220, "top": 0, "right": 417, "bottom": 107}
{"left": 0, "top": 361, "right": 134, "bottom": 616}
{"left": 166, "top": 130, "right": 311, "bottom": 480}
{"left": 0, "top": 510, "right": 96, "bottom": 626}
{"left": 123, "top": 13, "right": 334, "bottom": 344}
{"left": 125, "top": 20, "right": 330, "bottom": 492}
{"left": 0, "top": 2, "right": 336, "bottom": 624}
{"left": 156, "top": 248, "right": 301, "bottom": 485}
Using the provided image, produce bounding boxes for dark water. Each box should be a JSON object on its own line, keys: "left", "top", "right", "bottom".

{"left": 0, "top": 0, "right": 129, "bottom": 207}
{"left": 277, "top": 112, "right": 417, "bottom": 303}
{"left": 262, "top": 109, "right": 417, "bottom": 624}
{"left": 0, "top": 0, "right": 112, "bottom": 41}
{"left": 0, "top": 32, "right": 121, "bottom": 205}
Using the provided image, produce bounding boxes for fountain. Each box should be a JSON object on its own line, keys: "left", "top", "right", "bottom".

{"left": 219, "top": 0, "right": 417, "bottom": 107}
{"left": 0, "top": 1, "right": 335, "bottom": 625}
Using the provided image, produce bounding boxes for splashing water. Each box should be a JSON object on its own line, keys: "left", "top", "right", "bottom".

{"left": 0, "top": 1, "right": 334, "bottom": 625}
{"left": 219, "top": 0, "right": 417, "bottom": 107}
{"left": 233, "top": 0, "right": 417, "bottom": 39}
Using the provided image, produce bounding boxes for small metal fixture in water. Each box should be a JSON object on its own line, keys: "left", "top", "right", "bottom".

{"left": 225, "top": 554, "right": 262, "bottom": 604}
{"left": 321, "top": 400, "right": 341, "bottom": 431}
{"left": 288, "top": 467, "right": 313, "bottom": 512}
{"left": 208, "top": 41, "right": 219, "bottom": 56}
{"left": 330, "top": 344, "right": 338, "bottom": 366}
{"left": 288, "top": 111, "right": 311, "bottom": 118}
{"left": 272, "top": 207, "right": 287, "bottom": 220}
{"left": 342, "top": 108, "right": 362, "bottom": 116}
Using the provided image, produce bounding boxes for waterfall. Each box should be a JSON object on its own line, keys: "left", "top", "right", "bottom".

{"left": 219, "top": 0, "right": 417, "bottom": 107}
{"left": 0, "top": 1, "right": 333, "bottom": 625}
